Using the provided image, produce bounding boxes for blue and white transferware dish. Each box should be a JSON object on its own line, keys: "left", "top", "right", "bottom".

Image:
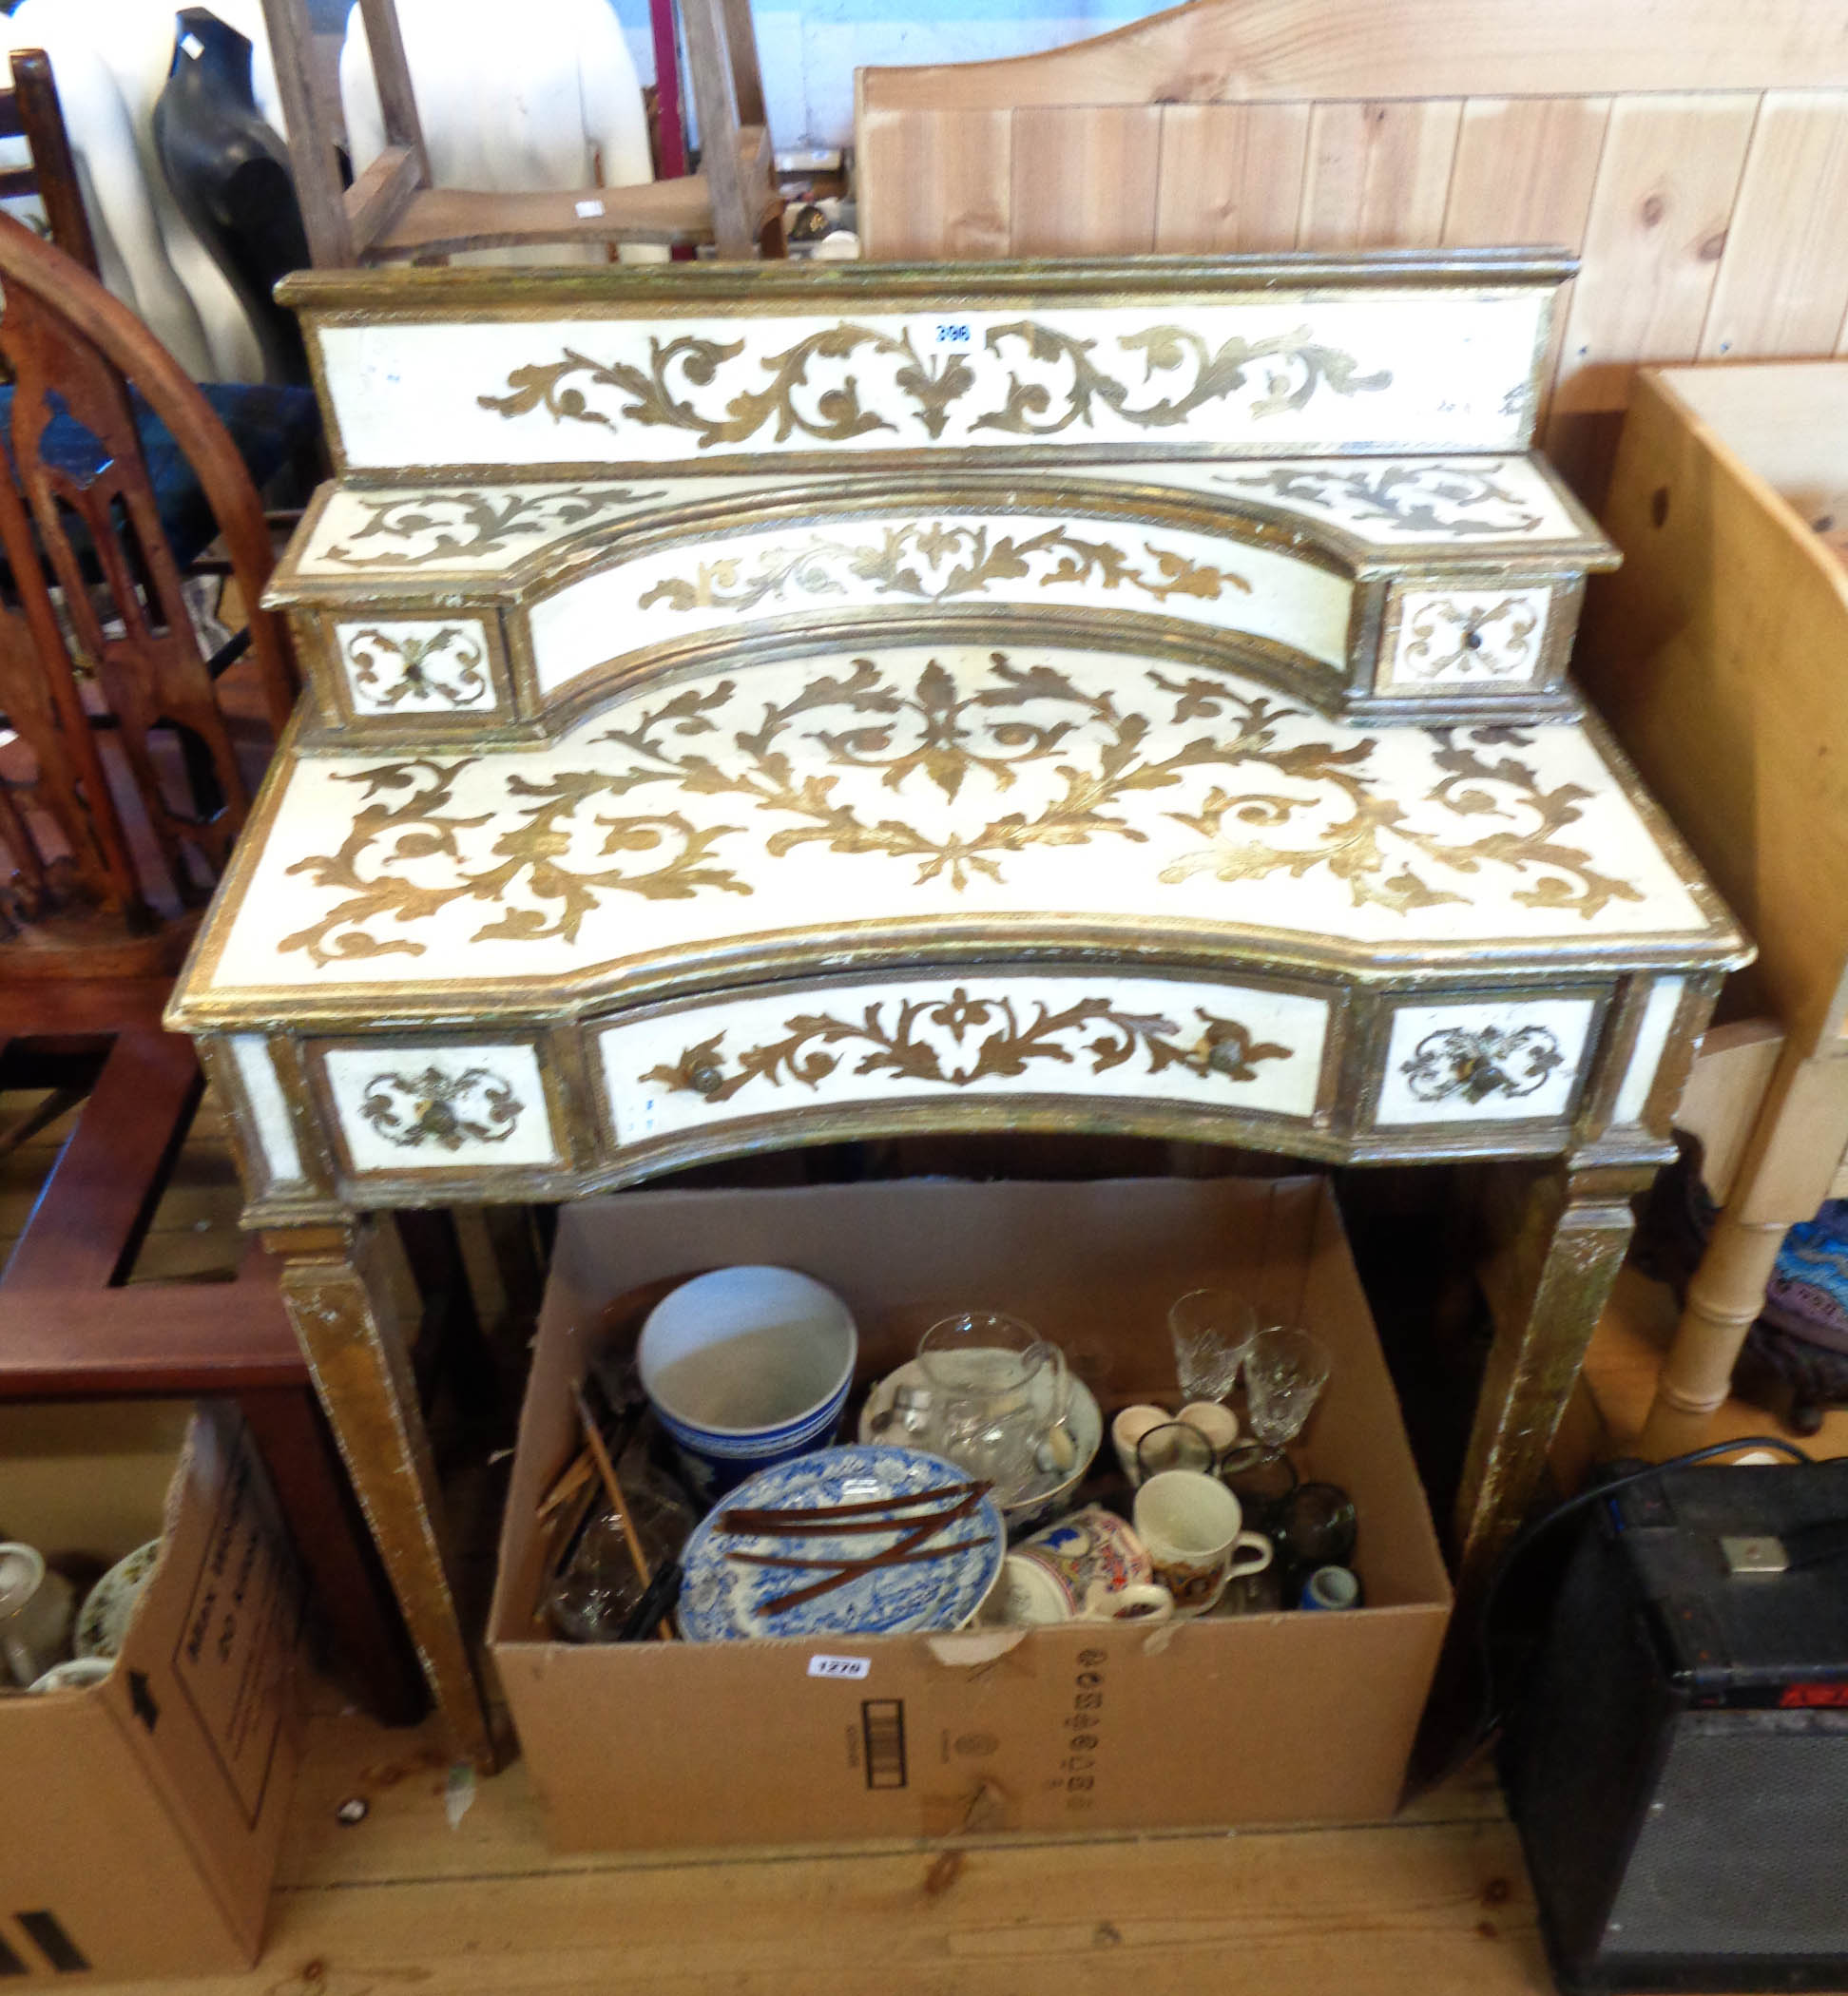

{"left": 638, "top": 1266, "right": 857, "bottom": 1498}
{"left": 676, "top": 1445, "right": 1007, "bottom": 1641}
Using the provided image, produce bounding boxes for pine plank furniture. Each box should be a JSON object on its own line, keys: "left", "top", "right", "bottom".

{"left": 856, "top": 0, "right": 1848, "bottom": 507}
{"left": 166, "top": 252, "right": 1747, "bottom": 1765}
{"left": 1575, "top": 361, "right": 1848, "bottom": 1455}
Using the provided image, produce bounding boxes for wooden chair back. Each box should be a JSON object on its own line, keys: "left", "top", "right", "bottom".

{"left": 0, "top": 48, "right": 99, "bottom": 276}
{"left": 0, "top": 212, "right": 297, "bottom": 971}
{"left": 259, "top": 0, "right": 782, "bottom": 263}
{"left": 857, "top": 0, "right": 1848, "bottom": 504}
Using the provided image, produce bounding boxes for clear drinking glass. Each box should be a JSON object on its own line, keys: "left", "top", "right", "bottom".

{"left": 1166, "top": 1289, "right": 1256, "bottom": 1403}
{"left": 1242, "top": 1326, "right": 1333, "bottom": 1448}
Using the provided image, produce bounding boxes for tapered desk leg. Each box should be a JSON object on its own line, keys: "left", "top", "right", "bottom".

{"left": 1454, "top": 1161, "right": 1655, "bottom": 1603}
{"left": 266, "top": 1218, "right": 497, "bottom": 1770}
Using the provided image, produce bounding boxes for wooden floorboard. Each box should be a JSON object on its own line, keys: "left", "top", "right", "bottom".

{"left": 90, "top": 1700, "right": 1543, "bottom": 1996}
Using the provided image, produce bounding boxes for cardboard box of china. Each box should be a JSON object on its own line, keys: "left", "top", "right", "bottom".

{"left": 0, "top": 1400, "right": 303, "bottom": 1979}
{"left": 491, "top": 1175, "right": 1453, "bottom": 1851}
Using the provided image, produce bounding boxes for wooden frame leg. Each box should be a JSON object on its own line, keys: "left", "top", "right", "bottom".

{"left": 234, "top": 1383, "right": 429, "bottom": 1727}
{"left": 1454, "top": 1161, "right": 1655, "bottom": 1602}
{"left": 267, "top": 1218, "right": 497, "bottom": 1769}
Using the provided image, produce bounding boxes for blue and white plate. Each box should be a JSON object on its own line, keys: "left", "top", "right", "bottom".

{"left": 677, "top": 1446, "right": 1006, "bottom": 1642}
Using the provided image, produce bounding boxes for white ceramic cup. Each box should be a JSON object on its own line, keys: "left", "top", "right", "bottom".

{"left": 993, "top": 1506, "right": 1174, "bottom": 1626}
{"left": 1133, "top": 1470, "right": 1273, "bottom": 1617}
{"left": 0, "top": 1542, "right": 74, "bottom": 1688}
{"left": 1110, "top": 1403, "right": 1170, "bottom": 1484}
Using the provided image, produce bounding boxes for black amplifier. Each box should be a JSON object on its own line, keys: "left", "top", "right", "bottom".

{"left": 1501, "top": 1457, "right": 1848, "bottom": 1992}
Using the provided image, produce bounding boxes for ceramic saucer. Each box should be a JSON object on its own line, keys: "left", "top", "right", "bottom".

{"left": 858, "top": 1364, "right": 1103, "bottom": 1526}
{"left": 677, "top": 1445, "right": 1005, "bottom": 1642}
{"left": 73, "top": 1539, "right": 163, "bottom": 1660}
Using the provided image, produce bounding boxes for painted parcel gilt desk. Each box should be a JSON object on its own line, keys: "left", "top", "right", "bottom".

{"left": 168, "top": 253, "right": 1747, "bottom": 1763}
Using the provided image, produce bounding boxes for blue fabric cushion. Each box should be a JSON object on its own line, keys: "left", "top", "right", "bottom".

{"left": 0, "top": 380, "right": 320, "bottom": 570}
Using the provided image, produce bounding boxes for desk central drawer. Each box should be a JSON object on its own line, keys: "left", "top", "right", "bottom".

{"left": 594, "top": 970, "right": 1336, "bottom": 1148}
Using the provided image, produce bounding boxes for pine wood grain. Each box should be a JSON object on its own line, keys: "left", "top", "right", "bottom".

{"left": 1011, "top": 106, "right": 1163, "bottom": 257}
{"left": 1544, "top": 93, "right": 1758, "bottom": 494}
{"left": 858, "top": 0, "right": 1848, "bottom": 111}
{"left": 857, "top": 107, "right": 1012, "bottom": 260}
{"left": 1154, "top": 103, "right": 1310, "bottom": 252}
{"left": 1440, "top": 97, "right": 1611, "bottom": 431}
{"left": 1440, "top": 97, "right": 1609, "bottom": 249}
{"left": 1579, "top": 365, "right": 1848, "bottom": 1053}
{"left": 99, "top": 1702, "right": 1531, "bottom": 1996}
{"left": 1297, "top": 100, "right": 1462, "bottom": 250}
{"left": 1701, "top": 92, "right": 1848, "bottom": 357}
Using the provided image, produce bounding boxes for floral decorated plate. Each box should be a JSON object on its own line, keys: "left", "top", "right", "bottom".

{"left": 73, "top": 1539, "right": 163, "bottom": 1660}
{"left": 677, "top": 1445, "right": 1006, "bottom": 1642}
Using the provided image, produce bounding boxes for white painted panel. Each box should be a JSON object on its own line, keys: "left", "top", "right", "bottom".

{"left": 336, "top": 618, "right": 495, "bottom": 715}
{"left": 528, "top": 512, "right": 1353, "bottom": 695}
{"left": 322, "top": 1044, "right": 557, "bottom": 1171}
{"left": 1381, "top": 586, "right": 1552, "bottom": 691}
{"left": 316, "top": 292, "right": 1548, "bottom": 471}
{"left": 599, "top": 972, "right": 1330, "bottom": 1146}
{"left": 1376, "top": 996, "right": 1597, "bottom": 1125}
{"left": 229, "top": 1033, "right": 304, "bottom": 1185}
{"left": 292, "top": 455, "right": 1593, "bottom": 581}
{"left": 1613, "top": 977, "right": 1686, "bottom": 1124}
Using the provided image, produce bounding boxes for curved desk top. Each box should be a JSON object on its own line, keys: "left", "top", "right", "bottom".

{"left": 182, "top": 638, "right": 1735, "bottom": 1027}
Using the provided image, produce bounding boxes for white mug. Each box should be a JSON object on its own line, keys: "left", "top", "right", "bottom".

{"left": 1132, "top": 1471, "right": 1273, "bottom": 1617}
{"left": 0, "top": 1543, "right": 74, "bottom": 1688}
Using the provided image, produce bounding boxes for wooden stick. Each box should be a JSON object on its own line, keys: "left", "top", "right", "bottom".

{"left": 573, "top": 1384, "right": 676, "bottom": 1642}
{"left": 719, "top": 1481, "right": 985, "bottom": 1531}
{"left": 728, "top": 1540, "right": 988, "bottom": 1573}
{"left": 536, "top": 1445, "right": 595, "bottom": 1524}
{"left": 762, "top": 1488, "right": 990, "bottom": 1616}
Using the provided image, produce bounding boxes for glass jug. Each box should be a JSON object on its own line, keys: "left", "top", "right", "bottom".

{"left": 914, "top": 1312, "right": 1070, "bottom": 1504}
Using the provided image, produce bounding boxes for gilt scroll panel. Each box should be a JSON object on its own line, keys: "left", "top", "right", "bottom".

{"left": 596, "top": 970, "right": 1333, "bottom": 1151}
{"left": 317, "top": 1042, "right": 560, "bottom": 1173}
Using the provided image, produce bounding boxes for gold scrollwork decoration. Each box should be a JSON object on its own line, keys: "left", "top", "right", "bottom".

{"left": 636, "top": 521, "right": 1250, "bottom": 617}
{"left": 1400, "top": 1024, "right": 1564, "bottom": 1104}
{"left": 641, "top": 988, "right": 1294, "bottom": 1104}
{"left": 279, "top": 758, "right": 749, "bottom": 967}
{"left": 358, "top": 1065, "right": 525, "bottom": 1148}
{"left": 273, "top": 655, "right": 1648, "bottom": 969}
{"left": 1399, "top": 595, "right": 1539, "bottom": 681}
{"left": 971, "top": 321, "right": 1391, "bottom": 437}
{"left": 320, "top": 485, "right": 664, "bottom": 566}
{"left": 344, "top": 625, "right": 490, "bottom": 710}
{"left": 475, "top": 318, "right": 1391, "bottom": 449}
{"left": 1223, "top": 463, "right": 1544, "bottom": 537}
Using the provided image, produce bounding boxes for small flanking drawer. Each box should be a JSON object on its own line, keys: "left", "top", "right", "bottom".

{"left": 594, "top": 970, "right": 1337, "bottom": 1150}
{"left": 310, "top": 1039, "right": 562, "bottom": 1175}
{"left": 1368, "top": 993, "right": 1605, "bottom": 1129}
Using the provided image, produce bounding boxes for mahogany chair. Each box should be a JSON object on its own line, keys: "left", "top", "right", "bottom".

{"left": 1, "top": 48, "right": 102, "bottom": 276}
{"left": 0, "top": 212, "right": 431, "bottom": 1719}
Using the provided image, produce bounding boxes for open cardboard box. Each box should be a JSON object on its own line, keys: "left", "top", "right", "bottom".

{"left": 0, "top": 1401, "right": 303, "bottom": 1979}
{"left": 491, "top": 1176, "right": 1453, "bottom": 1852}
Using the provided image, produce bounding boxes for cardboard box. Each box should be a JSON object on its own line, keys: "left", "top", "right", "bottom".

{"left": 0, "top": 1401, "right": 303, "bottom": 1979}
{"left": 491, "top": 1176, "right": 1453, "bottom": 1852}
